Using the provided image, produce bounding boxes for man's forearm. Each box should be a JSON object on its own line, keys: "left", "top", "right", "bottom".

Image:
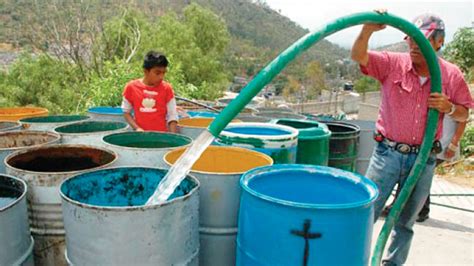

{"left": 449, "top": 104, "right": 469, "bottom": 122}
{"left": 352, "top": 32, "right": 370, "bottom": 64}
{"left": 451, "top": 121, "right": 467, "bottom": 146}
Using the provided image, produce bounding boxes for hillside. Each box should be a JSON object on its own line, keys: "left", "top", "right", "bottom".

{"left": 197, "top": 0, "right": 349, "bottom": 64}
{"left": 376, "top": 41, "right": 409, "bottom": 52}
{"left": 0, "top": 0, "right": 349, "bottom": 66}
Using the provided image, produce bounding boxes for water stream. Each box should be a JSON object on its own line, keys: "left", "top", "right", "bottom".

{"left": 146, "top": 130, "right": 215, "bottom": 204}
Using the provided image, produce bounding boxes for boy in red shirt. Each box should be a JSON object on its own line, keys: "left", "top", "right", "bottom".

{"left": 121, "top": 51, "right": 178, "bottom": 132}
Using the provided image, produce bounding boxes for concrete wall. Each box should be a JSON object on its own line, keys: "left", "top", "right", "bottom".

{"left": 289, "top": 100, "right": 343, "bottom": 114}
{"left": 358, "top": 103, "right": 379, "bottom": 121}
{"left": 360, "top": 91, "right": 381, "bottom": 105}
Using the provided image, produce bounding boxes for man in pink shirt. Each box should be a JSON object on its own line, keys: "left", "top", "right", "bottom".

{"left": 351, "top": 12, "right": 473, "bottom": 265}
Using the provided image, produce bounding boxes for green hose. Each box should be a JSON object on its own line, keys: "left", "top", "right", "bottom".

{"left": 208, "top": 11, "right": 441, "bottom": 265}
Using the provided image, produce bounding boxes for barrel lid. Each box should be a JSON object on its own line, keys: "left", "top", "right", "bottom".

{"left": 274, "top": 118, "right": 331, "bottom": 139}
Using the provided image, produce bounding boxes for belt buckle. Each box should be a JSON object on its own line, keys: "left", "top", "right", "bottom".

{"left": 396, "top": 143, "right": 411, "bottom": 154}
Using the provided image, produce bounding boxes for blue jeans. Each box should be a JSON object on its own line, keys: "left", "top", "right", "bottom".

{"left": 366, "top": 141, "right": 436, "bottom": 265}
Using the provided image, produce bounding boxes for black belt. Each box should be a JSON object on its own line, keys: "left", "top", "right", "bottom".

{"left": 374, "top": 132, "right": 442, "bottom": 154}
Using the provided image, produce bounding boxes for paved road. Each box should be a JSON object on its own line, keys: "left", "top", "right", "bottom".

{"left": 372, "top": 176, "right": 474, "bottom": 265}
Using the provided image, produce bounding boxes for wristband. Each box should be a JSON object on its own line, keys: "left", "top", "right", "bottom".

{"left": 447, "top": 143, "right": 458, "bottom": 151}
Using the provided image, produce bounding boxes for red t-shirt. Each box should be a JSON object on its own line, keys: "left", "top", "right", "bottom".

{"left": 123, "top": 79, "right": 175, "bottom": 131}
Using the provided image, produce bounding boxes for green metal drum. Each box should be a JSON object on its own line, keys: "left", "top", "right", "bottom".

{"left": 274, "top": 119, "right": 331, "bottom": 166}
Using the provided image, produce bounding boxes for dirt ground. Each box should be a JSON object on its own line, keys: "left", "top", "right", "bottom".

{"left": 436, "top": 156, "right": 474, "bottom": 188}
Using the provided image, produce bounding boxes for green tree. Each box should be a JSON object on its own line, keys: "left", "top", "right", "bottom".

{"left": 98, "top": 9, "right": 152, "bottom": 65}
{"left": 304, "top": 61, "right": 327, "bottom": 100}
{"left": 282, "top": 76, "right": 301, "bottom": 103}
{"left": 0, "top": 53, "right": 84, "bottom": 114}
{"left": 184, "top": 3, "right": 230, "bottom": 57}
{"left": 354, "top": 76, "right": 380, "bottom": 99}
{"left": 443, "top": 27, "right": 474, "bottom": 81}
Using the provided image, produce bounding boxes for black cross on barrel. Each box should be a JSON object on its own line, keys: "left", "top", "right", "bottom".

{"left": 290, "top": 219, "right": 322, "bottom": 266}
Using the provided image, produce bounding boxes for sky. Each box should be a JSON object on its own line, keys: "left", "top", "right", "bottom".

{"left": 264, "top": 0, "right": 473, "bottom": 48}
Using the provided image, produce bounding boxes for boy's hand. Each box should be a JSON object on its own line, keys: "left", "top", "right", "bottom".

{"left": 136, "top": 127, "right": 144, "bottom": 132}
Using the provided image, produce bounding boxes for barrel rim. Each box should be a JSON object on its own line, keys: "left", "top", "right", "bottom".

{"left": 59, "top": 166, "right": 200, "bottom": 211}
{"left": 187, "top": 111, "right": 219, "bottom": 118}
{"left": 20, "top": 115, "right": 90, "bottom": 124}
{"left": 272, "top": 118, "right": 332, "bottom": 140}
{"left": 220, "top": 122, "right": 299, "bottom": 140}
{"left": 322, "top": 121, "right": 361, "bottom": 136}
{"left": 87, "top": 106, "right": 124, "bottom": 115}
{"left": 4, "top": 144, "right": 118, "bottom": 175}
{"left": 0, "top": 130, "right": 61, "bottom": 152}
{"left": 0, "top": 107, "right": 48, "bottom": 117}
{"left": 102, "top": 131, "right": 193, "bottom": 151}
{"left": 240, "top": 164, "right": 378, "bottom": 209}
{"left": 178, "top": 117, "right": 243, "bottom": 129}
{"left": 178, "top": 117, "right": 215, "bottom": 129}
{"left": 0, "top": 120, "right": 22, "bottom": 131}
{"left": 164, "top": 145, "right": 274, "bottom": 175}
{"left": 0, "top": 173, "right": 28, "bottom": 212}
{"left": 53, "top": 120, "right": 129, "bottom": 135}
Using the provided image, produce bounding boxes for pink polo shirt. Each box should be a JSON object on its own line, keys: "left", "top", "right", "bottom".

{"left": 361, "top": 51, "right": 473, "bottom": 145}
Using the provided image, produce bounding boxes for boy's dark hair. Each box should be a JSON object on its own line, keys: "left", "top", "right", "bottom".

{"left": 143, "top": 51, "right": 169, "bottom": 69}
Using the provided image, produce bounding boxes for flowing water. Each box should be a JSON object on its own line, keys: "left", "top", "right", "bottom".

{"left": 146, "top": 130, "right": 215, "bottom": 204}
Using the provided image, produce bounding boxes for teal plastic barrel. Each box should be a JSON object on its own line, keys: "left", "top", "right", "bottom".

{"left": 237, "top": 164, "right": 378, "bottom": 265}
{"left": 274, "top": 119, "right": 331, "bottom": 166}
{"left": 322, "top": 121, "right": 360, "bottom": 172}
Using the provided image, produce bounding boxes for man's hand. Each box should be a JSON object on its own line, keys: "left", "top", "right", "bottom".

{"left": 362, "top": 9, "right": 388, "bottom": 33}
{"left": 351, "top": 8, "right": 387, "bottom": 66}
{"left": 428, "top": 93, "right": 452, "bottom": 113}
{"left": 136, "top": 127, "right": 144, "bottom": 132}
{"left": 362, "top": 23, "right": 387, "bottom": 34}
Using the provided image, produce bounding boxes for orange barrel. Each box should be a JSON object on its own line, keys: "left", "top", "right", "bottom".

{"left": 0, "top": 107, "right": 48, "bottom": 121}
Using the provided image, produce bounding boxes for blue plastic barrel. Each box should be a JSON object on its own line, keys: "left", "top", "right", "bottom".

{"left": 87, "top": 107, "right": 126, "bottom": 122}
{"left": 237, "top": 164, "right": 378, "bottom": 265}
{"left": 187, "top": 111, "right": 219, "bottom": 118}
{"left": 216, "top": 123, "right": 298, "bottom": 164}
